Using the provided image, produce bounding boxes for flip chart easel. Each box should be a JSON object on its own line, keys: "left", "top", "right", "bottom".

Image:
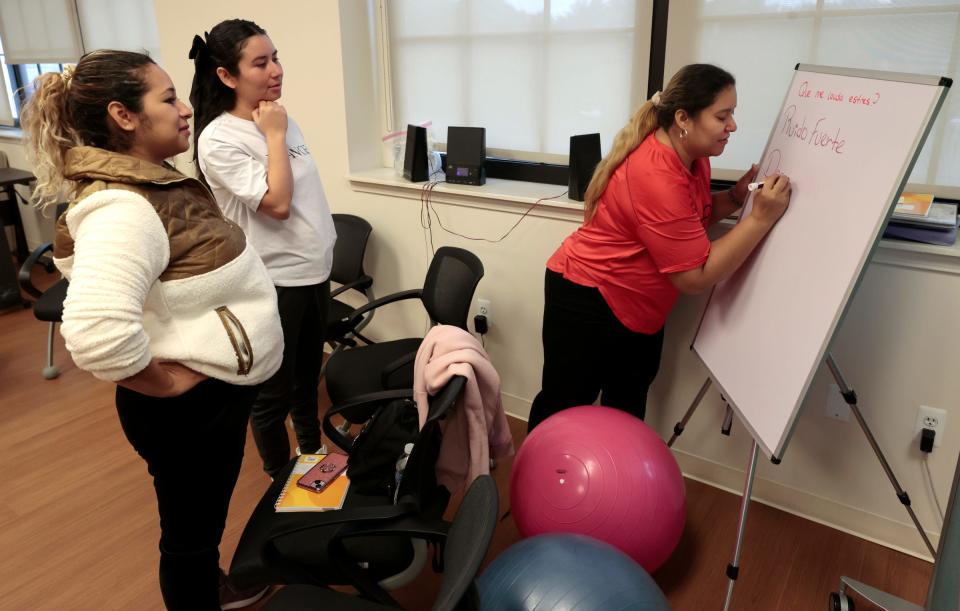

{"left": 678, "top": 64, "right": 952, "bottom": 610}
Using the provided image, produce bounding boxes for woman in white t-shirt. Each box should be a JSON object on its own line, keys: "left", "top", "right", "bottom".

{"left": 189, "top": 19, "right": 337, "bottom": 478}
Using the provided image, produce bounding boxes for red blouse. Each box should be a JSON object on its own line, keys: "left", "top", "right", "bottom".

{"left": 547, "top": 132, "right": 712, "bottom": 333}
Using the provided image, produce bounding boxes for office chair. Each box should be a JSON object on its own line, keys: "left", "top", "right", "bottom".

{"left": 323, "top": 246, "right": 483, "bottom": 424}
{"left": 18, "top": 242, "right": 68, "bottom": 379}
{"left": 228, "top": 376, "right": 469, "bottom": 592}
{"left": 261, "top": 473, "right": 498, "bottom": 611}
{"left": 326, "top": 213, "right": 375, "bottom": 356}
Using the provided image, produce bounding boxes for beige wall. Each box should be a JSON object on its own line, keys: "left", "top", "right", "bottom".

{"left": 1, "top": 0, "right": 951, "bottom": 559}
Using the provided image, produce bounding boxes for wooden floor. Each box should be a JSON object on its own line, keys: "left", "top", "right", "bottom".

{"left": 0, "top": 268, "right": 933, "bottom": 610}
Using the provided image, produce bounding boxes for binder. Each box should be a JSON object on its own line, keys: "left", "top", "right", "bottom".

{"left": 274, "top": 454, "right": 351, "bottom": 513}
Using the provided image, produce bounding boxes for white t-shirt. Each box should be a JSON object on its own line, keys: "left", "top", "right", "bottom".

{"left": 198, "top": 112, "right": 336, "bottom": 287}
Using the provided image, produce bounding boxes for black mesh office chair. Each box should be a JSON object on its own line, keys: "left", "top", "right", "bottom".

{"left": 323, "top": 246, "right": 484, "bottom": 424}
{"left": 326, "top": 214, "right": 375, "bottom": 355}
{"left": 18, "top": 242, "right": 68, "bottom": 379}
{"left": 228, "top": 376, "right": 469, "bottom": 592}
{"left": 262, "top": 473, "right": 499, "bottom": 611}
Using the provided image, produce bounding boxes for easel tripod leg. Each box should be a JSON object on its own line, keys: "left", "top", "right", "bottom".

{"left": 668, "top": 378, "right": 712, "bottom": 448}
{"left": 724, "top": 440, "right": 760, "bottom": 611}
{"left": 825, "top": 354, "right": 936, "bottom": 558}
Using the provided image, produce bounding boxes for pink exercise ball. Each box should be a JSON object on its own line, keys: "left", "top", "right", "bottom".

{"left": 511, "top": 406, "right": 686, "bottom": 573}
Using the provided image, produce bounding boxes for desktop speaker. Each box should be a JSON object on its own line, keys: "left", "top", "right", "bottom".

{"left": 403, "top": 124, "right": 429, "bottom": 183}
{"left": 568, "top": 133, "right": 602, "bottom": 202}
{"left": 446, "top": 126, "right": 486, "bottom": 185}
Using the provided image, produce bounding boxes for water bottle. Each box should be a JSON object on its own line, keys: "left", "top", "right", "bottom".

{"left": 393, "top": 442, "right": 414, "bottom": 504}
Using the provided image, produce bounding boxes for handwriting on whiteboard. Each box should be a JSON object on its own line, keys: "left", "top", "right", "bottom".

{"left": 798, "top": 80, "right": 880, "bottom": 107}
{"left": 781, "top": 105, "right": 846, "bottom": 154}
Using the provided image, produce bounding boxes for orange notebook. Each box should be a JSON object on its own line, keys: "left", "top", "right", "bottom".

{"left": 894, "top": 192, "right": 934, "bottom": 217}
{"left": 274, "top": 454, "right": 351, "bottom": 513}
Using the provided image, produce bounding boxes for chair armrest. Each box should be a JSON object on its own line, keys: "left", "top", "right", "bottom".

{"left": 321, "top": 388, "right": 414, "bottom": 451}
{"left": 339, "top": 288, "right": 423, "bottom": 331}
{"left": 334, "top": 515, "right": 450, "bottom": 544}
{"left": 330, "top": 275, "right": 373, "bottom": 299}
{"left": 381, "top": 351, "right": 417, "bottom": 389}
{"left": 425, "top": 375, "right": 467, "bottom": 425}
{"left": 18, "top": 242, "right": 54, "bottom": 299}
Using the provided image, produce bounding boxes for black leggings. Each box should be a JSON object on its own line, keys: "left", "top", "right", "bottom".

{"left": 528, "top": 269, "right": 664, "bottom": 432}
{"left": 116, "top": 379, "right": 258, "bottom": 610}
{"left": 250, "top": 280, "right": 330, "bottom": 477}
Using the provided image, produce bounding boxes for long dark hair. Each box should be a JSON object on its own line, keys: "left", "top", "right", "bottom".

{"left": 189, "top": 18, "right": 267, "bottom": 166}
{"left": 20, "top": 49, "right": 156, "bottom": 208}
{"left": 584, "top": 63, "right": 736, "bottom": 222}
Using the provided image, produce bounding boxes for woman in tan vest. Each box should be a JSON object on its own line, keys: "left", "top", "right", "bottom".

{"left": 21, "top": 50, "right": 282, "bottom": 610}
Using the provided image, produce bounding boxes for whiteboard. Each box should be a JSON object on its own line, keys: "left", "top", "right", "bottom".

{"left": 692, "top": 65, "right": 951, "bottom": 459}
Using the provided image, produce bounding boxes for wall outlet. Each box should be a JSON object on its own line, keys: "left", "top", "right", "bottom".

{"left": 476, "top": 298, "right": 491, "bottom": 321}
{"left": 825, "top": 384, "right": 851, "bottom": 422}
{"left": 915, "top": 405, "right": 947, "bottom": 447}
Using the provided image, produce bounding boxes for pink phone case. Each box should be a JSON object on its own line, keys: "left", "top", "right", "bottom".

{"left": 296, "top": 453, "right": 348, "bottom": 493}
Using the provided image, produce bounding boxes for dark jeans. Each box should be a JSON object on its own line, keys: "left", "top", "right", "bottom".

{"left": 116, "top": 379, "right": 258, "bottom": 611}
{"left": 528, "top": 269, "right": 665, "bottom": 432}
{"left": 251, "top": 281, "right": 330, "bottom": 477}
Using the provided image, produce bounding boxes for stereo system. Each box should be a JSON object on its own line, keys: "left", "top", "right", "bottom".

{"left": 445, "top": 126, "right": 486, "bottom": 186}
{"left": 568, "top": 133, "right": 602, "bottom": 202}
{"left": 403, "top": 124, "right": 429, "bottom": 183}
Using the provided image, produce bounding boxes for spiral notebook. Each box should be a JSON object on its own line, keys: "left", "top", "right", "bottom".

{"left": 274, "top": 454, "right": 351, "bottom": 513}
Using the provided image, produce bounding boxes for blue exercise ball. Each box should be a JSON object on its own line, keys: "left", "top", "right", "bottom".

{"left": 478, "top": 533, "right": 672, "bottom": 610}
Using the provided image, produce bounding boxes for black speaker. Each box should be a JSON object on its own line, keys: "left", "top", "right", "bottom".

{"left": 403, "top": 124, "right": 429, "bottom": 182}
{"left": 568, "top": 133, "right": 602, "bottom": 202}
{"left": 446, "top": 126, "right": 486, "bottom": 185}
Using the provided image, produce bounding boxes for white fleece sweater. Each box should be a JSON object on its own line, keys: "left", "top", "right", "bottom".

{"left": 55, "top": 189, "right": 283, "bottom": 384}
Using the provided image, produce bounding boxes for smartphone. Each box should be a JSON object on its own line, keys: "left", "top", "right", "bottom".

{"left": 296, "top": 453, "right": 348, "bottom": 493}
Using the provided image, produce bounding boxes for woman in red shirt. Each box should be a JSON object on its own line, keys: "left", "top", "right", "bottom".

{"left": 529, "top": 63, "right": 792, "bottom": 432}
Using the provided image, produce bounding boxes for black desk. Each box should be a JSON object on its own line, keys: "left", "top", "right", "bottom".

{"left": 0, "top": 167, "right": 35, "bottom": 262}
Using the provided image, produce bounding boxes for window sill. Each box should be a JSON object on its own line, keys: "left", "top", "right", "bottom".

{"left": 350, "top": 167, "right": 960, "bottom": 275}
{"left": 348, "top": 167, "right": 584, "bottom": 222}
{"left": 0, "top": 126, "right": 23, "bottom": 142}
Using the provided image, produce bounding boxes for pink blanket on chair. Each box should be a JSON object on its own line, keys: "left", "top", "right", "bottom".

{"left": 413, "top": 325, "right": 514, "bottom": 492}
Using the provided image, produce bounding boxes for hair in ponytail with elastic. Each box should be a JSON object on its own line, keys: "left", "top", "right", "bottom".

{"left": 582, "top": 63, "right": 735, "bottom": 223}
{"left": 20, "top": 50, "right": 155, "bottom": 210}
{"left": 189, "top": 19, "right": 266, "bottom": 171}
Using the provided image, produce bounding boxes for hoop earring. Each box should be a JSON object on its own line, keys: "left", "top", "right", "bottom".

{"left": 680, "top": 128, "right": 688, "bottom": 140}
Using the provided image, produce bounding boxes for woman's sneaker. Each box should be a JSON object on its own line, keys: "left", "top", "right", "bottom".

{"left": 295, "top": 444, "right": 327, "bottom": 456}
{"left": 219, "top": 570, "right": 269, "bottom": 610}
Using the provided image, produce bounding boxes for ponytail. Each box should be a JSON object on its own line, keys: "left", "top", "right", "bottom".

{"left": 188, "top": 33, "right": 226, "bottom": 177}
{"left": 20, "top": 70, "right": 82, "bottom": 211}
{"left": 582, "top": 101, "right": 658, "bottom": 223}
{"left": 21, "top": 50, "right": 155, "bottom": 211}
{"left": 581, "top": 63, "right": 736, "bottom": 224}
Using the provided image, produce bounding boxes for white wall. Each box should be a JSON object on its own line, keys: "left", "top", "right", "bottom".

{"left": 0, "top": 0, "right": 944, "bottom": 560}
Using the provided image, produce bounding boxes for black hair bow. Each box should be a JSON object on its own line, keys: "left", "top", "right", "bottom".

{"left": 188, "top": 34, "right": 209, "bottom": 60}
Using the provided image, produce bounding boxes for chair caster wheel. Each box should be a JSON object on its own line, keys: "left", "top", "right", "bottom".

{"left": 42, "top": 366, "right": 60, "bottom": 379}
{"left": 829, "top": 591, "right": 855, "bottom": 611}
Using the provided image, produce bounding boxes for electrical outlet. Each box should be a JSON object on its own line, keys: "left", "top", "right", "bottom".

{"left": 915, "top": 405, "right": 947, "bottom": 447}
{"left": 476, "top": 298, "right": 491, "bottom": 322}
{"left": 825, "top": 384, "right": 850, "bottom": 422}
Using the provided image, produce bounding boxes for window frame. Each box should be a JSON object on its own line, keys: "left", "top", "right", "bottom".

{"left": 377, "top": 0, "right": 666, "bottom": 175}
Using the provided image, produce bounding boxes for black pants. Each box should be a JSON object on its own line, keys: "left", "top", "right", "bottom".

{"left": 250, "top": 281, "right": 330, "bottom": 477}
{"left": 116, "top": 379, "right": 258, "bottom": 611}
{"left": 528, "top": 269, "right": 664, "bottom": 432}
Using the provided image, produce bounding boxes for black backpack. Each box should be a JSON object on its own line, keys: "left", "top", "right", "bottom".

{"left": 346, "top": 398, "right": 420, "bottom": 497}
